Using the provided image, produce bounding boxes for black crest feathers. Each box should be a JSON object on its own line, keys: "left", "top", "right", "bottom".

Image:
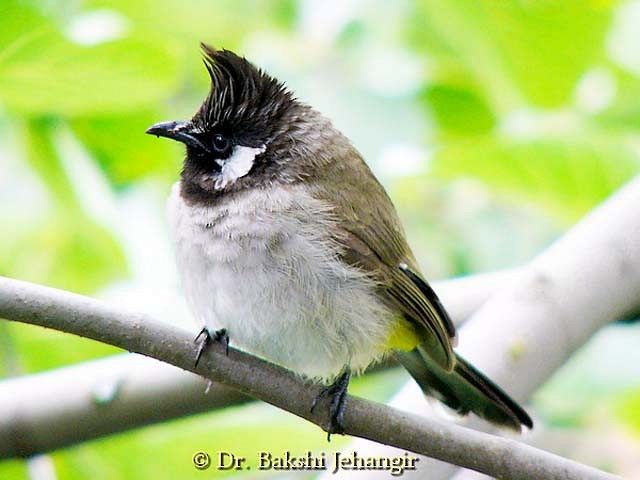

{"left": 195, "top": 44, "right": 296, "bottom": 140}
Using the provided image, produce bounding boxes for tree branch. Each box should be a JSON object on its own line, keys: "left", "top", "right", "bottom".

{"left": 0, "top": 270, "right": 515, "bottom": 455}
{"left": 435, "top": 175, "right": 640, "bottom": 478}
{"left": 329, "top": 176, "right": 640, "bottom": 479}
{"left": 0, "top": 354, "right": 251, "bottom": 456}
{"left": 0, "top": 277, "right": 619, "bottom": 480}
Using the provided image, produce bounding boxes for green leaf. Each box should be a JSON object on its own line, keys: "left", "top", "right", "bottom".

{"left": 7, "top": 323, "right": 120, "bottom": 373}
{"left": 1, "top": 213, "right": 128, "bottom": 294}
{"left": 0, "top": 119, "right": 129, "bottom": 293}
{"left": 0, "top": 32, "right": 179, "bottom": 116}
{"left": 23, "top": 118, "right": 78, "bottom": 210}
{"left": 594, "top": 67, "right": 640, "bottom": 131}
{"left": 0, "top": 1, "right": 48, "bottom": 51}
{"left": 615, "top": 389, "right": 640, "bottom": 436}
{"left": 432, "top": 136, "right": 640, "bottom": 221}
{"left": 409, "top": 0, "right": 614, "bottom": 109}
{"left": 70, "top": 112, "right": 182, "bottom": 187}
{"left": 0, "top": 460, "right": 27, "bottom": 480}
{"left": 420, "top": 81, "right": 496, "bottom": 137}
{"left": 84, "top": 0, "right": 297, "bottom": 47}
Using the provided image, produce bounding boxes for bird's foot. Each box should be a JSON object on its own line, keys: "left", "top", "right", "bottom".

{"left": 194, "top": 327, "right": 229, "bottom": 367}
{"left": 310, "top": 369, "right": 351, "bottom": 441}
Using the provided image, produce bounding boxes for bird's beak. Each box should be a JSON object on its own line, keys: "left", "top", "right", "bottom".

{"left": 145, "top": 120, "right": 210, "bottom": 152}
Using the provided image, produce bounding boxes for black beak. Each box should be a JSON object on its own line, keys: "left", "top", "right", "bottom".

{"left": 145, "top": 120, "right": 211, "bottom": 153}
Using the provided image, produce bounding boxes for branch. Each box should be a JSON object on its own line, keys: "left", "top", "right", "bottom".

{"left": 0, "top": 277, "right": 619, "bottom": 480}
{"left": 0, "top": 354, "right": 251, "bottom": 456}
{"left": 331, "top": 176, "right": 640, "bottom": 479}
{"left": 0, "top": 270, "right": 515, "bottom": 455}
{"left": 440, "top": 175, "right": 640, "bottom": 478}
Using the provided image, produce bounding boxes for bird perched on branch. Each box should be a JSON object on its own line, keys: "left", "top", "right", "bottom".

{"left": 148, "top": 44, "right": 532, "bottom": 437}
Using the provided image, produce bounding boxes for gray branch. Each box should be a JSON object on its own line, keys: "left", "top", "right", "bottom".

{"left": 438, "top": 174, "right": 640, "bottom": 479}
{"left": 0, "top": 270, "right": 514, "bottom": 455}
{"left": 0, "top": 277, "right": 619, "bottom": 480}
{"left": 0, "top": 354, "right": 250, "bottom": 455}
{"left": 331, "top": 176, "right": 640, "bottom": 480}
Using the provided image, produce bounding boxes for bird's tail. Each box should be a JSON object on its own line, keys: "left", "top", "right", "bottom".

{"left": 396, "top": 347, "right": 533, "bottom": 431}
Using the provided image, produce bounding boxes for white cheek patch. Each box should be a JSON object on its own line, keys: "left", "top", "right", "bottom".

{"left": 214, "top": 145, "right": 265, "bottom": 189}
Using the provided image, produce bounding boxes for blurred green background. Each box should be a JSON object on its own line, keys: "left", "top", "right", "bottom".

{"left": 2, "top": 0, "right": 640, "bottom": 478}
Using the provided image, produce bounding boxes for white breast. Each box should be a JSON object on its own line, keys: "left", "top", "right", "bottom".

{"left": 167, "top": 182, "right": 392, "bottom": 380}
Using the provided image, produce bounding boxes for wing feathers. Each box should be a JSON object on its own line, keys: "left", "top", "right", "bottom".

{"left": 399, "top": 263, "right": 457, "bottom": 340}
{"left": 308, "top": 156, "right": 456, "bottom": 371}
{"left": 389, "top": 267, "right": 455, "bottom": 370}
{"left": 331, "top": 225, "right": 456, "bottom": 371}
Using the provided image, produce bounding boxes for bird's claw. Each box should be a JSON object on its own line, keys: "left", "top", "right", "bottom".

{"left": 310, "top": 369, "right": 351, "bottom": 441}
{"left": 194, "top": 327, "right": 229, "bottom": 367}
{"left": 213, "top": 328, "right": 230, "bottom": 356}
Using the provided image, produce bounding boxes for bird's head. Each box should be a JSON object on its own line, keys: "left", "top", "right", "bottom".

{"left": 147, "top": 44, "right": 339, "bottom": 201}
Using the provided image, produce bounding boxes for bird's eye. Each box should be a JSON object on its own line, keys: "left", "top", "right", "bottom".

{"left": 212, "top": 133, "right": 231, "bottom": 154}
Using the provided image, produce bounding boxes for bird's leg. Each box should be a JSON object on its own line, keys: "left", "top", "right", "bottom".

{"left": 310, "top": 368, "right": 351, "bottom": 441}
{"left": 194, "top": 327, "right": 229, "bottom": 367}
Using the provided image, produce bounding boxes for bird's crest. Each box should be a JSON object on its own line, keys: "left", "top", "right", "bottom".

{"left": 195, "top": 44, "right": 295, "bottom": 137}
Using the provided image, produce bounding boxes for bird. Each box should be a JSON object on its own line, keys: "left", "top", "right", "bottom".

{"left": 147, "top": 44, "right": 533, "bottom": 437}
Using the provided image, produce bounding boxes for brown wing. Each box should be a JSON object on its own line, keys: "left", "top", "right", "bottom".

{"left": 309, "top": 152, "right": 457, "bottom": 371}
